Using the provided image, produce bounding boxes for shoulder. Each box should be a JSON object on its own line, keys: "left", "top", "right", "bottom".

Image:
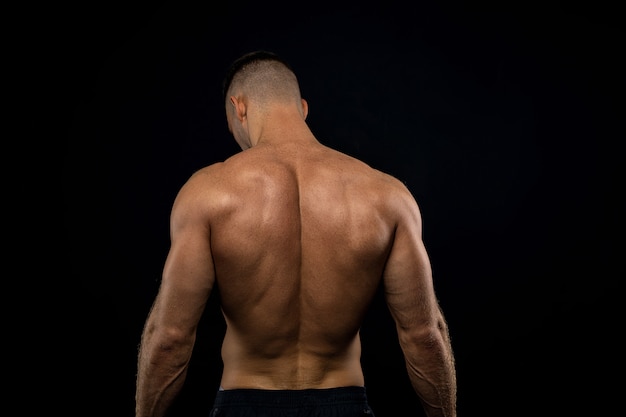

{"left": 178, "top": 149, "right": 257, "bottom": 193}
{"left": 353, "top": 157, "right": 417, "bottom": 202}
{"left": 170, "top": 162, "right": 231, "bottom": 217}
{"left": 172, "top": 153, "right": 264, "bottom": 214}
{"left": 177, "top": 162, "right": 226, "bottom": 197}
{"left": 326, "top": 147, "right": 420, "bottom": 209}
{"left": 368, "top": 168, "right": 423, "bottom": 225}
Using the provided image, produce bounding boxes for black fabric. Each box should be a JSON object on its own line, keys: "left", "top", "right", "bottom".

{"left": 210, "top": 386, "right": 375, "bottom": 417}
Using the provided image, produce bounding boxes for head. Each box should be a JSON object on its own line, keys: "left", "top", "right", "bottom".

{"left": 222, "top": 50, "right": 308, "bottom": 149}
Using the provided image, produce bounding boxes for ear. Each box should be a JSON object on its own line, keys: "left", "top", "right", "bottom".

{"left": 301, "top": 98, "right": 309, "bottom": 120}
{"left": 229, "top": 96, "right": 247, "bottom": 122}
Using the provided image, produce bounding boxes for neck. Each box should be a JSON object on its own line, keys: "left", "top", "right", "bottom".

{"left": 250, "top": 108, "right": 317, "bottom": 147}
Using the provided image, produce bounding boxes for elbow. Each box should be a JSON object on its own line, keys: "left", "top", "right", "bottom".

{"left": 144, "top": 323, "right": 197, "bottom": 360}
{"left": 397, "top": 318, "right": 450, "bottom": 353}
{"left": 159, "top": 326, "right": 196, "bottom": 351}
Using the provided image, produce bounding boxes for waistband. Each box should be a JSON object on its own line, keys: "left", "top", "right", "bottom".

{"left": 213, "top": 386, "right": 368, "bottom": 408}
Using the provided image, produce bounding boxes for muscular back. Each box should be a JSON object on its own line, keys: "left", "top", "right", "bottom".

{"left": 200, "top": 141, "right": 403, "bottom": 389}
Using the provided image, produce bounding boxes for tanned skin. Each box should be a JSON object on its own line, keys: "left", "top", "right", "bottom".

{"left": 135, "top": 53, "right": 456, "bottom": 417}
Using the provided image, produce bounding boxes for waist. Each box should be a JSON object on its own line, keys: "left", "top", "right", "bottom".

{"left": 220, "top": 361, "right": 365, "bottom": 391}
{"left": 213, "top": 386, "right": 369, "bottom": 408}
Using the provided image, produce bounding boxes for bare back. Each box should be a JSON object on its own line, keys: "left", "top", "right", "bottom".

{"left": 201, "top": 141, "right": 402, "bottom": 389}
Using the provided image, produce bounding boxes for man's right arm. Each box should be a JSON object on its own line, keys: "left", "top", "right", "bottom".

{"left": 382, "top": 186, "right": 457, "bottom": 417}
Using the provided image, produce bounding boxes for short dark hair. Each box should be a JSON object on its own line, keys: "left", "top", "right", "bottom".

{"left": 222, "top": 50, "right": 294, "bottom": 102}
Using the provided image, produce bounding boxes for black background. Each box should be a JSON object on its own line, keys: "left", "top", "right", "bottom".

{"left": 62, "top": 1, "right": 624, "bottom": 416}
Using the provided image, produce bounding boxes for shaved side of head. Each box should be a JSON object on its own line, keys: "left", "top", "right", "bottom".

{"left": 223, "top": 51, "right": 302, "bottom": 107}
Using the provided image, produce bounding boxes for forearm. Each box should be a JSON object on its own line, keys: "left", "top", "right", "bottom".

{"left": 400, "top": 327, "right": 456, "bottom": 417}
{"left": 135, "top": 327, "right": 195, "bottom": 417}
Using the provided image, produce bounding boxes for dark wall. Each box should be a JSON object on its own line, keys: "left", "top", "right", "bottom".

{"left": 63, "top": 1, "right": 624, "bottom": 416}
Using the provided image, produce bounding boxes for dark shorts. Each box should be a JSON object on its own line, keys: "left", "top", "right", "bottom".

{"left": 210, "top": 386, "right": 375, "bottom": 417}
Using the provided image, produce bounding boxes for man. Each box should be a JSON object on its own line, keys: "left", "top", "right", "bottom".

{"left": 135, "top": 50, "right": 457, "bottom": 417}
